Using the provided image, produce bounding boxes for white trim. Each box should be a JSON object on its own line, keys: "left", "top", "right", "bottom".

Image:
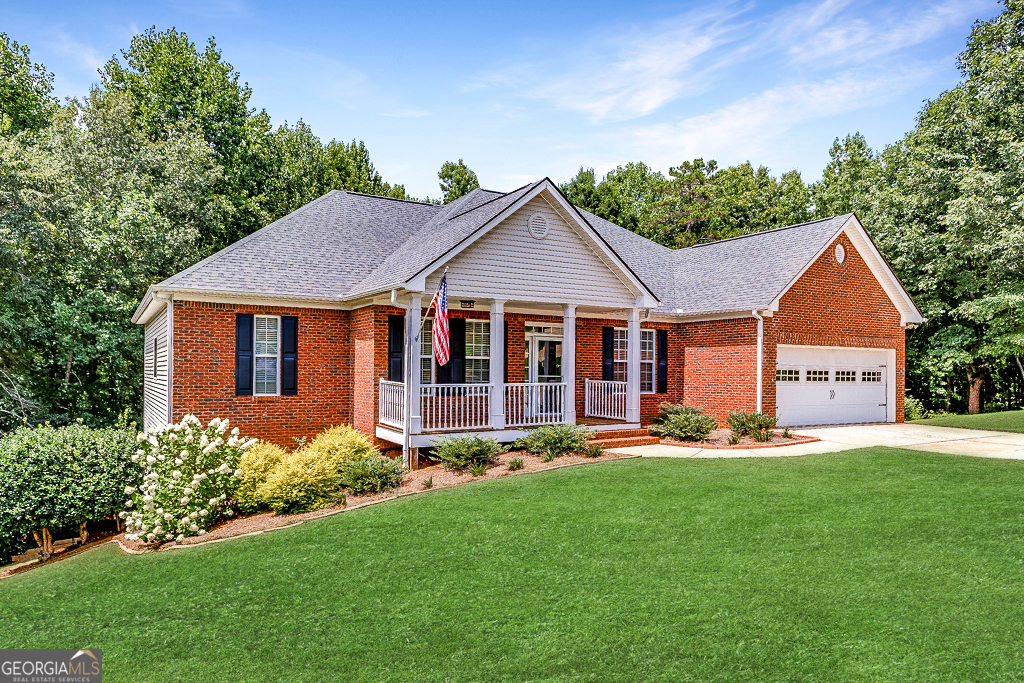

{"left": 165, "top": 296, "right": 174, "bottom": 424}
{"left": 376, "top": 423, "right": 642, "bottom": 448}
{"left": 767, "top": 216, "right": 924, "bottom": 324}
{"left": 254, "top": 315, "right": 281, "bottom": 397}
{"left": 405, "top": 181, "right": 660, "bottom": 307}
{"left": 562, "top": 304, "right": 577, "bottom": 423}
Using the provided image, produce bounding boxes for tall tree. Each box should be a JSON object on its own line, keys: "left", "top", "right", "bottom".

{"left": 865, "top": 0, "right": 1024, "bottom": 413}
{"left": 644, "top": 159, "right": 724, "bottom": 247}
{"left": 0, "top": 33, "right": 57, "bottom": 136}
{"left": 811, "top": 133, "right": 876, "bottom": 218}
{"left": 438, "top": 159, "right": 480, "bottom": 203}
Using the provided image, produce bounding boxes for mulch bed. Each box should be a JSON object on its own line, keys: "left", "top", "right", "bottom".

{"left": 659, "top": 428, "right": 818, "bottom": 449}
{"left": 3, "top": 449, "right": 637, "bottom": 575}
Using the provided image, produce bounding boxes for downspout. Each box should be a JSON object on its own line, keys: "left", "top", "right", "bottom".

{"left": 391, "top": 289, "right": 412, "bottom": 468}
{"left": 752, "top": 310, "right": 763, "bottom": 413}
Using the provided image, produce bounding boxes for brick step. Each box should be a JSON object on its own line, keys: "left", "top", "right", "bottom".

{"left": 590, "top": 436, "right": 660, "bottom": 449}
{"left": 587, "top": 428, "right": 651, "bottom": 440}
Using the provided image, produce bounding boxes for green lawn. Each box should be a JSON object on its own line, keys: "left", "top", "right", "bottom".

{"left": 3, "top": 449, "right": 1024, "bottom": 682}
{"left": 911, "top": 409, "right": 1024, "bottom": 433}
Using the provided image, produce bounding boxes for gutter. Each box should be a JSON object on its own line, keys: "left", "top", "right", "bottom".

{"left": 752, "top": 310, "right": 764, "bottom": 413}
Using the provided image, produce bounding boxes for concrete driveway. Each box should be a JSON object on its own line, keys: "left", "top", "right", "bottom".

{"left": 609, "top": 423, "right": 1024, "bottom": 459}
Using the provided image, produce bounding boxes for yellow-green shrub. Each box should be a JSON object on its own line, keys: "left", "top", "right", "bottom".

{"left": 256, "top": 448, "right": 345, "bottom": 514}
{"left": 304, "top": 425, "right": 377, "bottom": 468}
{"left": 236, "top": 441, "right": 286, "bottom": 513}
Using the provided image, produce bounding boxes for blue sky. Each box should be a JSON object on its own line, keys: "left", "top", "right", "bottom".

{"left": 4, "top": 0, "right": 1002, "bottom": 199}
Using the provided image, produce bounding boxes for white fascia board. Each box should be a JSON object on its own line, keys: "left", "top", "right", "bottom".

{"left": 767, "top": 215, "right": 924, "bottom": 324}
{"left": 648, "top": 309, "right": 769, "bottom": 324}
{"left": 404, "top": 180, "right": 661, "bottom": 308}
{"left": 139, "top": 287, "right": 357, "bottom": 314}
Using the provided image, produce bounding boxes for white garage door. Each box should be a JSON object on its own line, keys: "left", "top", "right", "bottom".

{"left": 776, "top": 346, "right": 889, "bottom": 426}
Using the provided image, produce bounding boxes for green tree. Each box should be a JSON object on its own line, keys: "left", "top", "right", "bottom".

{"left": 644, "top": 159, "right": 724, "bottom": 247}
{"left": 864, "top": 0, "right": 1024, "bottom": 413}
{"left": 558, "top": 167, "right": 640, "bottom": 231}
{"left": 438, "top": 159, "right": 480, "bottom": 203}
{"left": 811, "top": 133, "right": 875, "bottom": 218}
{"left": 0, "top": 33, "right": 57, "bottom": 135}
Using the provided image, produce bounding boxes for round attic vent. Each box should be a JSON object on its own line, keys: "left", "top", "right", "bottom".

{"left": 527, "top": 213, "right": 549, "bottom": 240}
{"left": 835, "top": 244, "right": 846, "bottom": 264}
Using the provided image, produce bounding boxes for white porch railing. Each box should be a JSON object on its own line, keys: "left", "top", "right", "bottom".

{"left": 505, "top": 382, "right": 567, "bottom": 427}
{"left": 379, "top": 380, "right": 405, "bottom": 429}
{"left": 420, "top": 384, "right": 491, "bottom": 431}
{"left": 585, "top": 379, "right": 627, "bottom": 420}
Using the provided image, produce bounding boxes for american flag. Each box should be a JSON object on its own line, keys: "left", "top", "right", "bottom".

{"left": 431, "top": 274, "right": 450, "bottom": 366}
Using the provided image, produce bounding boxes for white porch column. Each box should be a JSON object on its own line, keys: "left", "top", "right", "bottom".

{"left": 562, "top": 304, "right": 577, "bottom": 423}
{"left": 407, "top": 296, "right": 422, "bottom": 435}
{"left": 489, "top": 300, "right": 506, "bottom": 429}
{"left": 626, "top": 308, "right": 641, "bottom": 423}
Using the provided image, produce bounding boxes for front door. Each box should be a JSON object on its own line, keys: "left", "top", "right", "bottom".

{"left": 526, "top": 335, "right": 562, "bottom": 415}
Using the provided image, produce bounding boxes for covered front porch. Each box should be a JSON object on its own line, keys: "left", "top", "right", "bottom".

{"left": 375, "top": 299, "right": 648, "bottom": 451}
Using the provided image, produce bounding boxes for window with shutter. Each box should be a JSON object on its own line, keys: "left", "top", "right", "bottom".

{"left": 254, "top": 316, "right": 279, "bottom": 395}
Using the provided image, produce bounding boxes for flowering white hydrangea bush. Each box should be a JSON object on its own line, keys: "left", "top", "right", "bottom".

{"left": 121, "top": 415, "right": 256, "bottom": 543}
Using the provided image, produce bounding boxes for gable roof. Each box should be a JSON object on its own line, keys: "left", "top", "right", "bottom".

{"left": 133, "top": 182, "right": 923, "bottom": 326}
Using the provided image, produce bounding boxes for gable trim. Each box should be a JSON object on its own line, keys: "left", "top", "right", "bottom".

{"left": 767, "top": 215, "right": 924, "bottom": 325}
{"left": 404, "top": 179, "right": 660, "bottom": 307}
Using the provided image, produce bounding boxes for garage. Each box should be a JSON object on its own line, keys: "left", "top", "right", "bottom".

{"left": 775, "top": 345, "right": 894, "bottom": 426}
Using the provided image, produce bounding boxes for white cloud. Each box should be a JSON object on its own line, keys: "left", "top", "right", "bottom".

{"left": 630, "top": 68, "right": 931, "bottom": 169}
{"left": 46, "top": 32, "right": 106, "bottom": 72}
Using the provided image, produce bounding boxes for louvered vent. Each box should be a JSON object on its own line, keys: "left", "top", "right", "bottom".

{"left": 527, "top": 213, "right": 549, "bottom": 239}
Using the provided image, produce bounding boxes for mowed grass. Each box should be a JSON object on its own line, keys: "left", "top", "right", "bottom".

{"left": 911, "top": 409, "right": 1024, "bottom": 433}
{"left": 3, "top": 449, "right": 1024, "bottom": 683}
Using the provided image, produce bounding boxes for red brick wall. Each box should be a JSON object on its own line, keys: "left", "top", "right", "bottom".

{"left": 677, "top": 317, "right": 759, "bottom": 425}
{"left": 170, "top": 301, "right": 352, "bottom": 447}
{"left": 765, "top": 234, "right": 906, "bottom": 421}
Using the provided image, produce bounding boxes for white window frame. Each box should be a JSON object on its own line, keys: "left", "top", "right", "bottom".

{"left": 640, "top": 329, "right": 655, "bottom": 394}
{"left": 465, "top": 320, "right": 490, "bottom": 384}
{"left": 776, "top": 368, "right": 800, "bottom": 382}
{"left": 420, "top": 317, "right": 435, "bottom": 385}
{"left": 807, "top": 369, "right": 830, "bottom": 383}
{"left": 613, "top": 328, "right": 629, "bottom": 383}
{"left": 862, "top": 370, "right": 883, "bottom": 383}
{"left": 254, "top": 315, "right": 280, "bottom": 396}
{"left": 835, "top": 370, "right": 857, "bottom": 383}
{"left": 614, "top": 328, "right": 657, "bottom": 392}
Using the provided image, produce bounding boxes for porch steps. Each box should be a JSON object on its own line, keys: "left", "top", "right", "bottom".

{"left": 587, "top": 428, "right": 660, "bottom": 449}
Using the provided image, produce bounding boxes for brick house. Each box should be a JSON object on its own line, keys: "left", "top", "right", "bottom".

{"left": 132, "top": 178, "right": 923, "bottom": 460}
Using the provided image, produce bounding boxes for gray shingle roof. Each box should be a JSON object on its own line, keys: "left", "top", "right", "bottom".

{"left": 153, "top": 181, "right": 855, "bottom": 317}
{"left": 662, "top": 215, "right": 852, "bottom": 315}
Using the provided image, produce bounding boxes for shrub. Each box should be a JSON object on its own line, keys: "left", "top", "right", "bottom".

{"left": 305, "top": 425, "right": 376, "bottom": 469}
{"left": 0, "top": 532, "right": 31, "bottom": 567}
{"left": 122, "top": 416, "right": 252, "bottom": 543}
{"left": 429, "top": 434, "right": 505, "bottom": 471}
{"left": 782, "top": 425, "right": 794, "bottom": 439}
{"left": 752, "top": 427, "right": 773, "bottom": 442}
{"left": 507, "top": 457, "right": 524, "bottom": 471}
{"left": 514, "top": 424, "right": 594, "bottom": 459}
{"left": 654, "top": 403, "right": 704, "bottom": 423}
{"left": 339, "top": 455, "right": 407, "bottom": 495}
{"left": 904, "top": 394, "right": 930, "bottom": 421}
{"left": 727, "top": 411, "right": 779, "bottom": 437}
{"left": 728, "top": 433, "right": 741, "bottom": 445}
{"left": 422, "top": 475, "right": 433, "bottom": 489}
{"left": 468, "top": 461, "right": 486, "bottom": 477}
{"left": 584, "top": 443, "right": 604, "bottom": 458}
{"left": 258, "top": 447, "right": 345, "bottom": 514}
{"left": 236, "top": 441, "right": 287, "bottom": 513}
{"left": 0, "top": 416, "right": 140, "bottom": 557}
{"left": 650, "top": 412, "right": 718, "bottom": 442}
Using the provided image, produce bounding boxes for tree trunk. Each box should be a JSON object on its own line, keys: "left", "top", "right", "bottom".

{"left": 39, "top": 527, "right": 53, "bottom": 559}
{"left": 967, "top": 365, "right": 988, "bottom": 415}
{"left": 79, "top": 522, "right": 89, "bottom": 545}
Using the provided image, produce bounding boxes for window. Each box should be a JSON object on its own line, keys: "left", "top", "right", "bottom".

{"left": 836, "top": 370, "right": 856, "bottom": 382}
{"left": 613, "top": 329, "right": 628, "bottom": 382}
{"left": 862, "top": 370, "right": 882, "bottom": 383}
{"left": 808, "top": 369, "right": 829, "bottom": 382}
{"left": 640, "top": 330, "right": 655, "bottom": 393}
{"left": 255, "top": 316, "right": 279, "bottom": 395}
{"left": 465, "top": 320, "right": 490, "bottom": 383}
{"left": 776, "top": 369, "right": 800, "bottom": 382}
{"left": 420, "top": 318, "right": 434, "bottom": 384}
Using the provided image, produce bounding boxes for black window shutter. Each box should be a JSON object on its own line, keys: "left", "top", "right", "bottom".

{"left": 657, "top": 329, "right": 668, "bottom": 394}
{"left": 387, "top": 315, "right": 405, "bottom": 382}
{"left": 602, "top": 327, "right": 614, "bottom": 381}
{"left": 281, "top": 316, "right": 298, "bottom": 395}
{"left": 503, "top": 320, "right": 509, "bottom": 384}
{"left": 235, "top": 313, "right": 254, "bottom": 395}
{"left": 450, "top": 318, "right": 466, "bottom": 384}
